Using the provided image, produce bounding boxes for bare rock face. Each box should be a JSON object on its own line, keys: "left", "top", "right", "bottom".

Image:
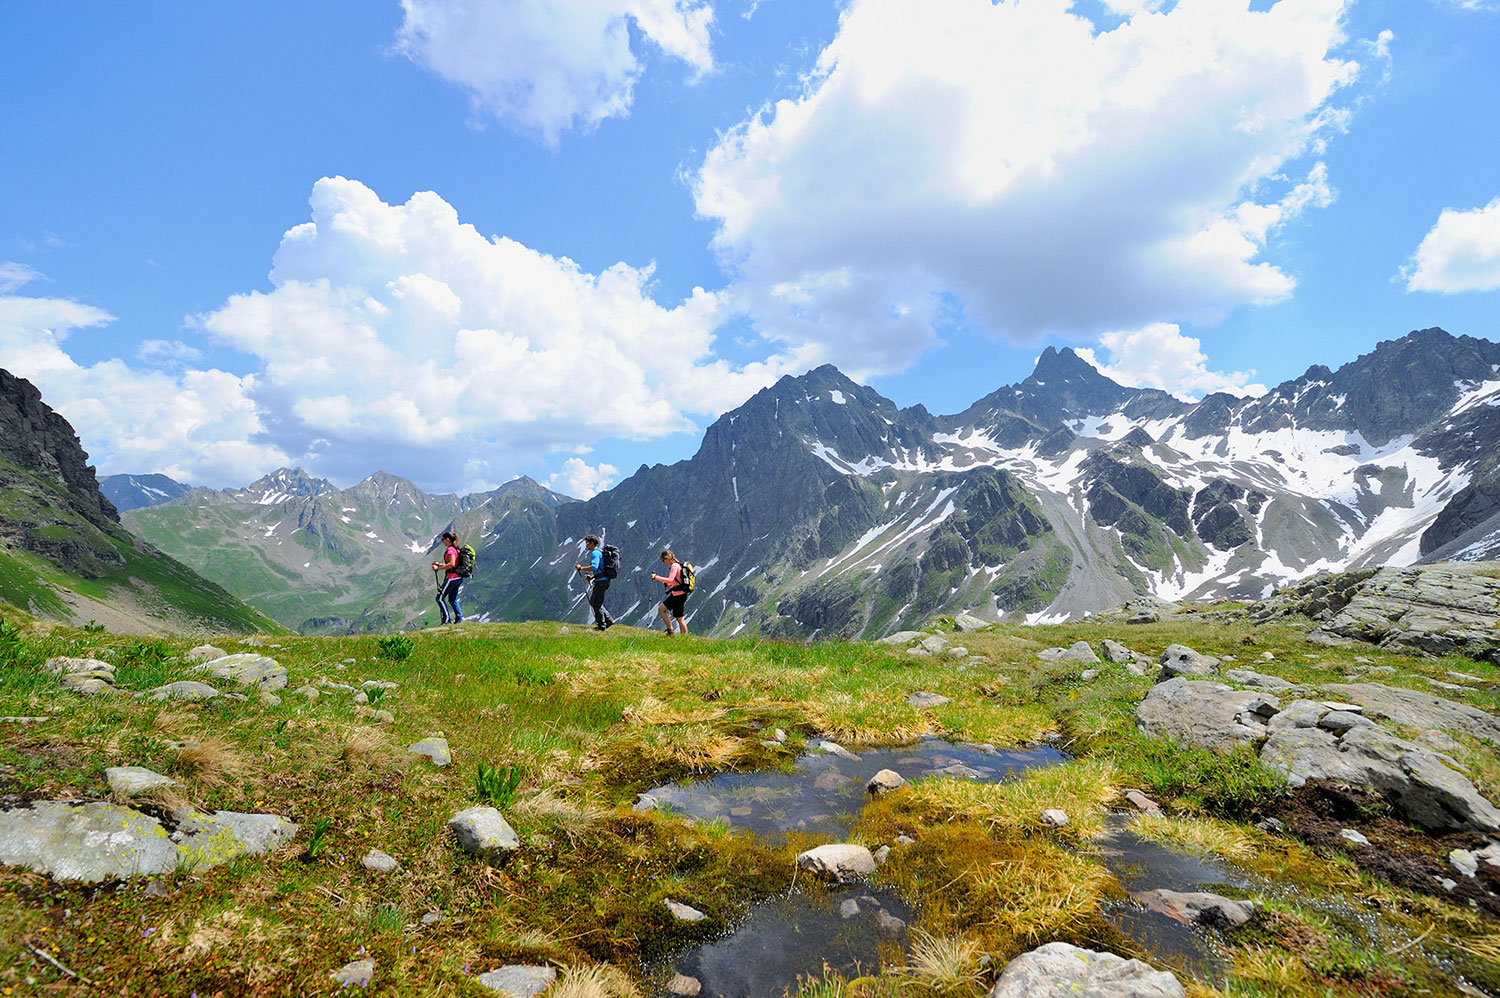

{"left": 990, "top": 942, "right": 1185, "bottom": 998}
{"left": 0, "top": 802, "right": 180, "bottom": 882}
{"left": 1135, "top": 678, "right": 1280, "bottom": 750}
{"left": 1321, "top": 683, "right": 1500, "bottom": 742}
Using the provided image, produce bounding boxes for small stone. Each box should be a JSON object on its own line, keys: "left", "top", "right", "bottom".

{"left": 1123, "top": 790, "right": 1162, "bottom": 816}
{"left": 796, "top": 844, "right": 877, "bottom": 883}
{"left": 773, "top": 728, "right": 787, "bottom": 743}
{"left": 840, "top": 899, "right": 861, "bottom": 918}
{"left": 668, "top": 973, "right": 702, "bottom": 997}
{"left": 906, "top": 691, "right": 951, "bottom": 709}
{"left": 186, "top": 644, "right": 228, "bottom": 662}
{"left": 873, "top": 845, "right": 890, "bottom": 864}
{"left": 341, "top": 658, "right": 356, "bottom": 664}
{"left": 1255, "top": 817, "right": 1286, "bottom": 834}
{"left": 1319, "top": 701, "right": 1363, "bottom": 713}
{"left": 895, "top": 835, "right": 915, "bottom": 845}
{"left": 813, "top": 770, "right": 852, "bottom": 792}
{"left": 370, "top": 709, "right": 395, "bottom": 724}
{"left": 260, "top": 693, "right": 282, "bottom": 707}
{"left": 1081, "top": 669, "right": 1098, "bottom": 681}
{"left": 907, "top": 647, "right": 932, "bottom": 657}
{"left": 937, "top": 763, "right": 983, "bottom": 779}
{"left": 1101, "top": 639, "right": 1133, "bottom": 664}
{"left": 354, "top": 691, "right": 370, "bottom": 705}
{"left": 1158, "top": 644, "right": 1220, "bottom": 680}
{"left": 1260, "top": 652, "right": 1276, "bottom": 661}
{"left": 362, "top": 848, "right": 401, "bottom": 873}
{"left": 665, "top": 899, "right": 707, "bottom": 922}
{"left": 558, "top": 626, "right": 570, "bottom": 636}
{"left": 867, "top": 769, "right": 907, "bottom": 795}
{"left": 408, "top": 736, "right": 451, "bottom": 767}
{"left": 919, "top": 635, "right": 951, "bottom": 655}
{"left": 877, "top": 910, "right": 906, "bottom": 934}
{"left": 876, "top": 630, "right": 923, "bottom": 646}
{"left": 1449, "top": 671, "right": 1485, "bottom": 683}
{"left": 331, "top": 958, "right": 375, "bottom": 988}
{"left": 992, "top": 943, "right": 1184, "bottom": 998}
{"left": 1040, "top": 809, "right": 1070, "bottom": 828}
{"left": 294, "top": 685, "right": 319, "bottom": 700}
{"left": 421, "top": 911, "right": 444, "bottom": 925}
{"left": 1439, "top": 877, "right": 1458, "bottom": 891}
{"left": 816, "top": 740, "right": 861, "bottom": 761}
{"left": 475, "top": 965, "right": 556, "bottom": 998}
{"left": 634, "top": 794, "right": 660, "bottom": 812}
{"left": 953, "top": 613, "right": 988, "bottom": 632}
{"left": 1339, "top": 828, "right": 1370, "bottom": 846}
{"left": 948, "top": 646, "right": 968, "bottom": 659}
{"left": 1450, "top": 848, "right": 1479, "bottom": 878}
{"left": 449, "top": 806, "right": 520, "bottom": 862}
{"left": 104, "top": 766, "right": 179, "bottom": 797}
{"left": 1132, "top": 889, "right": 1255, "bottom": 929}
{"left": 361, "top": 680, "right": 399, "bottom": 691}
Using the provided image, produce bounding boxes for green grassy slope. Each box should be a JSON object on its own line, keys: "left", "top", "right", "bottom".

{"left": 1, "top": 607, "right": 1495, "bottom": 996}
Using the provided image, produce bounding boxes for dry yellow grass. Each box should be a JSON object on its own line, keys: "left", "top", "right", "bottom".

{"left": 177, "top": 736, "right": 247, "bottom": 786}
{"left": 340, "top": 725, "right": 389, "bottom": 766}
{"left": 552, "top": 963, "right": 640, "bottom": 998}
{"left": 903, "top": 758, "right": 1118, "bottom": 840}
{"left": 904, "top": 930, "right": 985, "bottom": 997}
{"left": 1131, "top": 814, "right": 1255, "bottom": 862}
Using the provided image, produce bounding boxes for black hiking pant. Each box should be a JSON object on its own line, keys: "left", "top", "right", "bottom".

{"left": 437, "top": 577, "right": 462, "bottom": 624}
{"left": 588, "top": 578, "right": 614, "bottom": 628}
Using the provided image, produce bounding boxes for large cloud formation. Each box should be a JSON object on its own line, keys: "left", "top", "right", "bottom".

{"left": 194, "top": 176, "right": 795, "bottom": 488}
{"left": 396, "top": 0, "right": 715, "bottom": 144}
{"left": 1075, "top": 322, "right": 1267, "bottom": 400}
{"left": 695, "top": 0, "right": 1368, "bottom": 377}
{"left": 1403, "top": 197, "right": 1500, "bottom": 293}
{"left": 0, "top": 276, "right": 289, "bottom": 484}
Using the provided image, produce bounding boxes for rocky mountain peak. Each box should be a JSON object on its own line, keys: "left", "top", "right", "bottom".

{"left": 0, "top": 368, "right": 118, "bottom": 530}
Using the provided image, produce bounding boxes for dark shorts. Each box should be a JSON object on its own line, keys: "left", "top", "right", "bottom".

{"left": 662, "top": 591, "right": 688, "bottom": 617}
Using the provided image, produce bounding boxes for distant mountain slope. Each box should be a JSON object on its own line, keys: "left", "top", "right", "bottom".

{"left": 120, "top": 326, "right": 1500, "bottom": 637}
{"left": 99, "top": 473, "right": 190, "bottom": 512}
{"left": 124, "top": 471, "right": 574, "bottom": 633}
{"left": 0, "top": 369, "right": 281, "bottom": 635}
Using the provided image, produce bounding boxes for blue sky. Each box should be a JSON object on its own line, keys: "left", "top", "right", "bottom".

{"left": 2, "top": 0, "right": 1497, "bottom": 497}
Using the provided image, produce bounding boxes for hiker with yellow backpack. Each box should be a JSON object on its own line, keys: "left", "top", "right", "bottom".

{"left": 650, "top": 549, "right": 695, "bottom": 636}
{"left": 431, "top": 531, "right": 474, "bottom": 624}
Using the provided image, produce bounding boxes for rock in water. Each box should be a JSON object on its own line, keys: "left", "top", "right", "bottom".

{"left": 1132, "top": 889, "right": 1255, "bottom": 929}
{"left": 867, "top": 769, "right": 907, "bottom": 795}
{"left": 990, "top": 942, "right": 1185, "bottom": 998}
{"left": 105, "top": 766, "right": 179, "bottom": 797}
{"left": 668, "top": 974, "right": 702, "bottom": 997}
{"left": 449, "top": 807, "right": 520, "bottom": 862}
{"left": 1135, "top": 679, "right": 1279, "bottom": 750}
{"left": 476, "top": 965, "right": 556, "bottom": 997}
{"left": 795, "top": 844, "right": 877, "bottom": 883}
{"left": 1158, "top": 644, "right": 1220, "bottom": 680}
{"left": 0, "top": 802, "right": 181, "bottom": 882}
{"left": 408, "top": 736, "right": 452, "bottom": 767}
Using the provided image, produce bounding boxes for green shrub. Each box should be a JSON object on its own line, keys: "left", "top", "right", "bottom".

{"left": 376, "top": 634, "right": 414, "bottom": 661}
{"left": 475, "top": 761, "right": 524, "bottom": 809}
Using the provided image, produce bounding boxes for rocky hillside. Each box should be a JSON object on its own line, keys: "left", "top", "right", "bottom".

{"left": 124, "top": 469, "right": 573, "bottom": 633}
{"left": 0, "top": 369, "right": 280, "bottom": 634}
{"left": 121, "top": 327, "right": 1500, "bottom": 638}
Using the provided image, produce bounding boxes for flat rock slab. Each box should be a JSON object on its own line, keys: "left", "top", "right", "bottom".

{"left": 476, "top": 965, "right": 556, "bottom": 997}
{"left": 990, "top": 942, "right": 1185, "bottom": 998}
{"left": 1323, "top": 683, "right": 1500, "bottom": 742}
{"left": 906, "top": 692, "right": 951, "bottom": 709}
{"left": 46, "top": 656, "right": 114, "bottom": 678}
{"left": 875, "top": 630, "right": 922, "bottom": 646}
{"left": 0, "top": 802, "right": 180, "bottom": 882}
{"left": 105, "top": 766, "right": 179, "bottom": 797}
{"left": 953, "top": 613, "right": 989, "bottom": 632}
{"left": 171, "top": 809, "right": 298, "bottom": 867}
{"left": 1133, "top": 889, "right": 1255, "bottom": 929}
{"left": 408, "top": 736, "right": 452, "bottom": 767}
{"left": 194, "top": 653, "right": 287, "bottom": 691}
{"left": 185, "top": 645, "right": 228, "bottom": 662}
{"left": 1223, "top": 670, "right": 1297, "bottom": 692}
{"left": 919, "top": 635, "right": 951, "bottom": 655}
{"left": 450, "top": 806, "right": 519, "bottom": 862}
{"left": 1135, "top": 678, "right": 1279, "bottom": 751}
{"left": 139, "top": 681, "right": 220, "bottom": 702}
{"left": 1158, "top": 644, "right": 1220, "bottom": 681}
{"left": 796, "top": 844, "right": 877, "bottom": 883}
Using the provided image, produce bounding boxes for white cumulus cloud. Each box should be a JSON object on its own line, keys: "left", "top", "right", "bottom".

{"left": 547, "top": 457, "right": 620, "bottom": 498}
{"left": 0, "top": 295, "right": 291, "bottom": 483}
{"left": 1075, "top": 323, "right": 1267, "bottom": 400}
{"left": 1403, "top": 197, "right": 1500, "bottom": 293}
{"left": 695, "top": 0, "right": 1370, "bottom": 377}
{"left": 396, "top": 0, "right": 715, "bottom": 144}
{"left": 194, "top": 176, "right": 796, "bottom": 487}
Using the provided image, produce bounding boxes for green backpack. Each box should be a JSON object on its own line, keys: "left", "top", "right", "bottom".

{"left": 455, "top": 544, "right": 477, "bottom": 578}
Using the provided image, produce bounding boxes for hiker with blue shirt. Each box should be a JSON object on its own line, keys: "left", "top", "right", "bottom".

{"left": 573, "top": 534, "right": 616, "bottom": 631}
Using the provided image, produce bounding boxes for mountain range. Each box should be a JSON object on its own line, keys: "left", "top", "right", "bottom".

{"left": 118, "top": 326, "right": 1500, "bottom": 637}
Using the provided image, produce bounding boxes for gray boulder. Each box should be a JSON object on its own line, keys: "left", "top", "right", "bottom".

{"left": 1135, "top": 678, "right": 1279, "bottom": 750}
{"left": 139, "top": 681, "right": 220, "bottom": 701}
{"left": 919, "top": 635, "right": 951, "bottom": 655}
{"left": 1132, "top": 889, "right": 1254, "bottom": 929}
{"left": 195, "top": 653, "right": 287, "bottom": 691}
{"left": 105, "top": 766, "right": 179, "bottom": 797}
{"left": 953, "top": 613, "right": 989, "bottom": 633}
{"left": 476, "top": 965, "right": 556, "bottom": 997}
{"left": 185, "top": 644, "right": 228, "bottom": 662}
{"left": 1158, "top": 644, "right": 1220, "bottom": 680}
{"left": 449, "top": 806, "right": 520, "bottom": 862}
{"left": 1223, "top": 670, "right": 1296, "bottom": 692}
{"left": 867, "top": 769, "right": 907, "bottom": 795}
{"left": 990, "top": 942, "right": 1184, "bottom": 998}
{"left": 1259, "top": 705, "right": 1500, "bottom": 832}
{"left": 906, "top": 691, "right": 951, "bottom": 709}
{"left": 1322, "top": 683, "right": 1500, "bottom": 742}
{"left": 876, "top": 630, "right": 923, "bottom": 646}
{"left": 1101, "top": 640, "right": 1134, "bottom": 664}
{"left": 0, "top": 802, "right": 181, "bottom": 882}
{"left": 795, "top": 844, "right": 877, "bottom": 883}
{"left": 362, "top": 848, "right": 401, "bottom": 873}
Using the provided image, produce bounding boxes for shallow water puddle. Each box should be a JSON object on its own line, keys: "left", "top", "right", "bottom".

{"left": 643, "top": 737, "right": 1066, "bottom": 841}
{"left": 650, "top": 886, "right": 912, "bottom": 998}
{"left": 1092, "top": 816, "right": 1247, "bottom": 982}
